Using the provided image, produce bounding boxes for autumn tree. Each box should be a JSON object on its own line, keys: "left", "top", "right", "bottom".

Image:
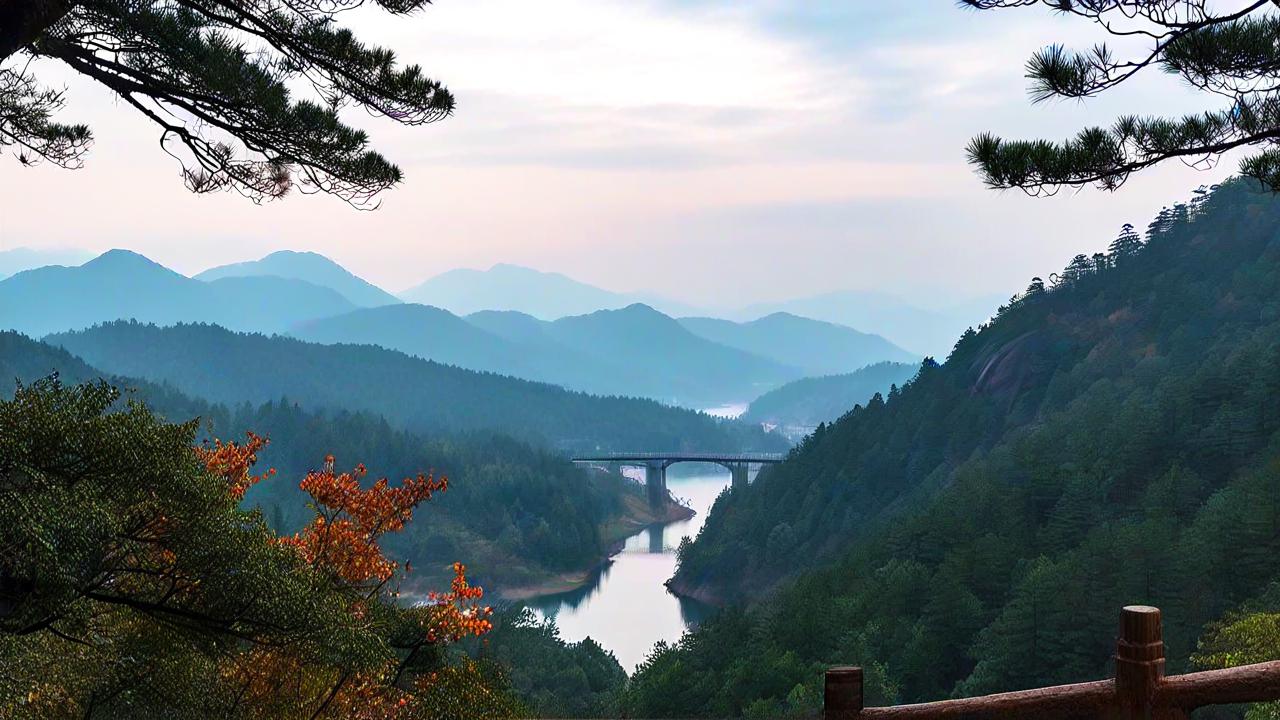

{"left": 0, "top": 376, "right": 515, "bottom": 719}
{"left": 0, "top": 0, "right": 453, "bottom": 206}
{"left": 0, "top": 378, "right": 348, "bottom": 716}
{"left": 964, "top": 1, "right": 1280, "bottom": 193}
{"left": 227, "top": 455, "right": 501, "bottom": 719}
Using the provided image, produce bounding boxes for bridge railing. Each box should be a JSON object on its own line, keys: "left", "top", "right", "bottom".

{"left": 569, "top": 452, "right": 786, "bottom": 463}
{"left": 823, "top": 605, "right": 1280, "bottom": 719}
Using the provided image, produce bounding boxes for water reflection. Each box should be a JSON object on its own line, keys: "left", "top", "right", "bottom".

{"left": 526, "top": 467, "right": 729, "bottom": 671}
{"left": 648, "top": 523, "right": 666, "bottom": 554}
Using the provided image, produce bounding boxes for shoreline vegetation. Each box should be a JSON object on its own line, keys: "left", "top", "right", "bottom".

{"left": 664, "top": 572, "right": 729, "bottom": 609}
{"left": 498, "top": 488, "right": 695, "bottom": 601}
{"left": 394, "top": 479, "right": 696, "bottom": 603}
{"left": 0, "top": 332, "right": 729, "bottom": 617}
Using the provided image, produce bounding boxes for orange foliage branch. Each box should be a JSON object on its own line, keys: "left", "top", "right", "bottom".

{"left": 194, "top": 441, "right": 495, "bottom": 719}
{"left": 281, "top": 455, "right": 448, "bottom": 590}
{"left": 423, "top": 563, "right": 493, "bottom": 644}
{"left": 195, "top": 431, "right": 275, "bottom": 500}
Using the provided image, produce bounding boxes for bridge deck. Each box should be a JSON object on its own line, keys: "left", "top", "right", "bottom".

{"left": 570, "top": 452, "right": 785, "bottom": 464}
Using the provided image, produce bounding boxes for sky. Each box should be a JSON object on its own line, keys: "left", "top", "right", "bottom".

{"left": 0, "top": 0, "right": 1240, "bottom": 310}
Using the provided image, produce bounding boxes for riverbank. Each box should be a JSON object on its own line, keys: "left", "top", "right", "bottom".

{"left": 497, "top": 491, "right": 694, "bottom": 601}
{"left": 601, "top": 489, "right": 696, "bottom": 545}
{"left": 663, "top": 574, "right": 729, "bottom": 608}
{"left": 519, "top": 470, "right": 730, "bottom": 671}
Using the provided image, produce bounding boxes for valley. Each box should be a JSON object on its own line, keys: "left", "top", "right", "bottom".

{"left": 15, "top": 185, "right": 1280, "bottom": 719}
{"left": 0, "top": 234, "right": 928, "bottom": 625}
{"left": 0, "top": 331, "right": 699, "bottom": 599}
{"left": 10, "top": 184, "right": 1280, "bottom": 718}
{"left": 13, "top": 3, "right": 1280, "bottom": 718}
{"left": 0, "top": 245, "right": 919, "bottom": 717}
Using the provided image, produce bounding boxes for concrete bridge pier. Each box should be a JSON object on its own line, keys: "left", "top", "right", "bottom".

{"left": 648, "top": 524, "right": 666, "bottom": 553}
{"left": 645, "top": 460, "right": 669, "bottom": 507}
{"left": 571, "top": 453, "right": 784, "bottom": 505}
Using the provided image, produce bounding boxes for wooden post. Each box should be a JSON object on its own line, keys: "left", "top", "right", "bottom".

{"left": 825, "top": 666, "right": 863, "bottom": 720}
{"left": 1115, "top": 605, "right": 1186, "bottom": 720}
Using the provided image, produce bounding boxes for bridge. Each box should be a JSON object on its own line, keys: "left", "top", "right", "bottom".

{"left": 570, "top": 452, "right": 785, "bottom": 505}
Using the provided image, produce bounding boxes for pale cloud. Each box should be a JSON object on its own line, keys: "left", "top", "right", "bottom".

{"left": 390, "top": 0, "right": 825, "bottom": 110}
{"left": 0, "top": 1, "right": 1241, "bottom": 308}
{"left": 362, "top": 0, "right": 853, "bottom": 170}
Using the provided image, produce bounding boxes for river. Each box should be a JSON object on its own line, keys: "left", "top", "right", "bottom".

{"left": 526, "top": 466, "right": 730, "bottom": 671}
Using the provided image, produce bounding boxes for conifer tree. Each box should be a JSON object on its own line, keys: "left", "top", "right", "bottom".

{"left": 1060, "top": 254, "right": 1094, "bottom": 284}
{"left": 1147, "top": 207, "right": 1175, "bottom": 241}
{"left": 1025, "top": 276, "right": 1046, "bottom": 297}
{"left": 0, "top": 0, "right": 454, "bottom": 206}
{"left": 1109, "top": 223, "right": 1144, "bottom": 263}
{"left": 964, "top": 1, "right": 1280, "bottom": 192}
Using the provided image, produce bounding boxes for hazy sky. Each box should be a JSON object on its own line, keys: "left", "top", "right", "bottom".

{"left": 0, "top": 1, "right": 1238, "bottom": 309}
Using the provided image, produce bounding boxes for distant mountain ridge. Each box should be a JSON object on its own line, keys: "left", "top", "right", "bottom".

{"left": 4, "top": 249, "right": 995, "bottom": 356}
{"left": 678, "top": 313, "right": 916, "bottom": 376}
{"left": 0, "top": 247, "right": 95, "bottom": 280}
{"left": 4, "top": 248, "right": 969, "bottom": 393}
{"left": 399, "top": 263, "right": 700, "bottom": 319}
{"left": 1, "top": 250, "right": 925, "bottom": 406}
{"left": 47, "top": 320, "right": 788, "bottom": 454}
{"left": 0, "top": 249, "right": 356, "bottom": 338}
{"left": 400, "top": 263, "right": 990, "bottom": 355}
{"left": 291, "top": 303, "right": 548, "bottom": 381}
{"left": 294, "top": 302, "right": 918, "bottom": 407}
{"left": 736, "top": 290, "right": 1001, "bottom": 358}
{"left": 543, "top": 304, "right": 791, "bottom": 404}
{"left": 293, "top": 302, "right": 802, "bottom": 406}
{"left": 195, "top": 250, "right": 401, "bottom": 308}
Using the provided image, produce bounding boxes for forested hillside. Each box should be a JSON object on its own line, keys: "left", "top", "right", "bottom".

{"left": 45, "top": 322, "right": 786, "bottom": 453}
{"left": 542, "top": 304, "right": 794, "bottom": 405}
{"left": 293, "top": 303, "right": 798, "bottom": 406}
{"left": 192, "top": 400, "right": 641, "bottom": 595}
{"left": 292, "top": 302, "right": 528, "bottom": 374}
{"left": 0, "top": 332, "right": 669, "bottom": 595}
{"left": 742, "top": 361, "right": 920, "bottom": 433}
{"left": 635, "top": 181, "right": 1280, "bottom": 716}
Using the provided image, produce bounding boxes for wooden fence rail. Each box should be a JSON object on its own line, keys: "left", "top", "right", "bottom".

{"left": 823, "top": 606, "right": 1280, "bottom": 720}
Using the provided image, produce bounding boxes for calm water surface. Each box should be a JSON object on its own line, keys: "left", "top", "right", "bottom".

{"left": 702, "top": 402, "right": 748, "bottom": 419}
{"left": 527, "top": 467, "right": 729, "bottom": 671}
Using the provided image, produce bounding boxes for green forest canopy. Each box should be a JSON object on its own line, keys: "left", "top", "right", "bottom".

{"left": 44, "top": 321, "right": 786, "bottom": 454}
{"left": 0, "top": 332, "right": 646, "bottom": 594}
{"left": 0, "top": 376, "right": 526, "bottom": 718}
{"left": 630, "top": 180, "right": 1280, "bottom": 717}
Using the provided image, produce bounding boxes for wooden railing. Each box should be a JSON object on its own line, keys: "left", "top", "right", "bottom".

{"left": 824, "top": 606, "right": 1280, "bottom": 720}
